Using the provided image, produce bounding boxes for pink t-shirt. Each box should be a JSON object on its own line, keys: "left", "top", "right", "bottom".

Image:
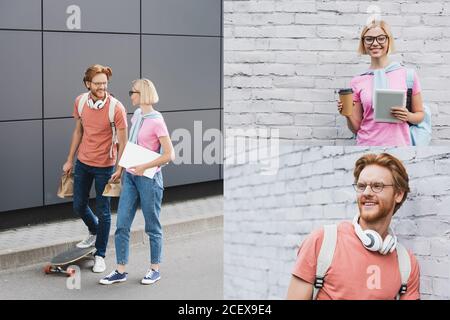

{"left": 73, "top": 94, "right": 128, "bottom": 167}
{"left": 127, "top": 110, "right": 169, "bottom": 174}
{"left": 351, "top": 68, "right": 421, "bottom": 146}
{"left": 292, "top": 221, "right": 420, "bottom": 300}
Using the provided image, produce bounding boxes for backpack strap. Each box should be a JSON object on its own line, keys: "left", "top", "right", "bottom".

{"left": 313, "top": 224, "right": 337, "bottom": 300}
{"left": 395, "top": 242, "right": 411, "bottom": 300}
{"left": 108, "top": 96, "right": 119, "bottom": 159}
{"left": 405, "top": 69, "right": 415, "bottom": 113}
{"left": 77, "top": 92, "right": 90, "bottom": 120}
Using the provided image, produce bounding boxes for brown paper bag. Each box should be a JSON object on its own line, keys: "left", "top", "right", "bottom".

{"left": 102, "top": 178, "right": 121, "bottom": 197}
{"left": 57, "top": 172, "right": 74, "bottom": 198}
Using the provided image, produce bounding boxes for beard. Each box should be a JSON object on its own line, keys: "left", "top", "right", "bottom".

{"left": 90, "top": 89, "right": 106, "bottom": 100}
{"left": 357, "top": 194, "right": 396, "bottom": 223}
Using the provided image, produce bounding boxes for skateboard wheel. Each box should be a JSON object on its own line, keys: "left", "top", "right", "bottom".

{"left": 44, "top": 265, "right": 52, "bottom": 274}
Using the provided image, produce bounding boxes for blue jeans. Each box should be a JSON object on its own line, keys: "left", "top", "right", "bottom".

{"left": 115, "top": 171, "right": 164, "bottom": 265}
{"left": 73, "top": 159, "right": 114, "bottom": 258}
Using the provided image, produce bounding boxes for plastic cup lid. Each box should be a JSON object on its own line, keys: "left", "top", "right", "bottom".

{"left": 338, "top": 88, "right": 353, "bottom": 94}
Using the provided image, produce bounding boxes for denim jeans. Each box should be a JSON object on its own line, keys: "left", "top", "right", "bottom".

{"left": 115, "top": 171, "right": 164, "bottom": 265}
{"left": 73, "top": 159, "right": 114, "bottom": 258}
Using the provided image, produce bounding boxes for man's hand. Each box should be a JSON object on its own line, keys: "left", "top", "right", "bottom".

{"left": 62, "top": 161, "right": 73, "bottom": 174}
{"left": 110, "top": 168, "right": 122, "bottom": 182}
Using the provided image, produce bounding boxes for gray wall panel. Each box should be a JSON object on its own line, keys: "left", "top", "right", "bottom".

{"left": 43, "top": 0, "right": 139, "bottom": 33}
{"left": 142, "top": 0, "right": 221, "bottom": 36}
{"left": 142, "top": 36, "right": 220, "bottom": 112}
{"left": 162, "top": 109, "right": 221, "bottom": 187}
{"left": 44, "top": 118, "right": 75, "bottom": 205}
{"left": 0, "top": 121, "right": 43, "bottom": 211}
{"left": 0, "top": 31, "right": 42, "bottom": 121}
{"left": 43, "top": 32, "right": 139, "bottom": 118}
{"left": 0, "top": 0, "right": 41, "bottom": 30}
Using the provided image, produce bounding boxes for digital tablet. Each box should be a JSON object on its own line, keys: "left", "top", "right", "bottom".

{"left": 373, "top": 89, "right": 406, "bottom": 123}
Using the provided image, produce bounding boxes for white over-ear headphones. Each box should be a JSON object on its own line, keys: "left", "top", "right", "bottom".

{"left": 87, "top": 93, "right": 108, "bottom": 110}
{"left": 352, "top": 214, "right": 397, "bottom": 255}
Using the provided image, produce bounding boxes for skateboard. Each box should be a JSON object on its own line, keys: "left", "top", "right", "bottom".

{"left": 43, "top": 246, "right": 96, "bottom": 276}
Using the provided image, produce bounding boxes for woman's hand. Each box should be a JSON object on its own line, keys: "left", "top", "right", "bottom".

{"left": 129, "top": 164, "right": 148, "bottom": 176}
{"left": 337, "top": 100, "right": 354, "bottom": 118}
{"left": 391, "top": 106, "right": 409, "bottom": 122}
{"left": 337, "top": 100, "right": 343, "bottom": 114}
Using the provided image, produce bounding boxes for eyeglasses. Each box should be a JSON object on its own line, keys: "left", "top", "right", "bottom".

{"left": 352, "top": 182, "right": 394, "bottom": 193}
{"left": 362, "top": 34, "right": 388, "bottom": 45}
{"left": 90, "top": 81, "right": 108, "bottom": 87}
{"left": 128, "top": 90, "right": 140, "bottom": 97}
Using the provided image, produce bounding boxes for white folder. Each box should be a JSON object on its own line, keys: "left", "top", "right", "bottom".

{"left": 118, "top": 142, "right": 161, "bottom": 179}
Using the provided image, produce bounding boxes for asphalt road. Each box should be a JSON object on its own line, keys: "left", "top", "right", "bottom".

{"left": 0, "top": 228, "right": 223, "bottom": 300}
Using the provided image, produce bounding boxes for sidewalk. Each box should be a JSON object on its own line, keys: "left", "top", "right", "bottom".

{"left": 0, "top": 195, "right": 223, "bottom": 270}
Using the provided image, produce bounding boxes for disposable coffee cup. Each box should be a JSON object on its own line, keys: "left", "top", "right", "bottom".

{"left": 338, "top": 88, "right": 353, "bottom": 116}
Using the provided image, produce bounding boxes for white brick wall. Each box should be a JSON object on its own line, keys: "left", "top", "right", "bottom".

{"left": 224, "top": 145, "right": 450, "bottom": 299}
{"left": 224, "top": 0, "right": 450, "bottom": 145}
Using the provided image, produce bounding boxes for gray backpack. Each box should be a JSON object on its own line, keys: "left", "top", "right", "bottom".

{"left": 313, "top": 224, "right": 411, "bottom": 300}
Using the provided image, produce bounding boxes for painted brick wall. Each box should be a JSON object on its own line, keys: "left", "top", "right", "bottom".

{"left": 224, "top": 0, "right": 450, "bottom": 145}
{"left": 224, "top": 145, "right": 450, "bottom": 299}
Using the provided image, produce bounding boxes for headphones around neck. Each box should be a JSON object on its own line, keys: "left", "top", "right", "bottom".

{"left": 352, "top": 214, "right": 397, "bottom": 255}
{"left": 87, "top": 93, "right": 108, "bottom": 110}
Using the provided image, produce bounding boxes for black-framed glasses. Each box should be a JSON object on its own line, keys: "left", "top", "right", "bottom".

{"left": 362, "top": 34, "right": 388, "bottom": 45}
{"left": 128, "top": 90, "right": 140, "bottom": 97}
{"left": 352, "top": 182, "right": 394, "bottom": 193}
{"left": 90, "top": 81, "right": 108, "bottom": 87}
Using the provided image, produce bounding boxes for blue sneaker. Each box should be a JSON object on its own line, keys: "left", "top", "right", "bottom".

{"left": 141, "top": 269, "right": 160, "bottom": 285}
{"left": 99, "top": 270, "right": 128, "bottom": 285}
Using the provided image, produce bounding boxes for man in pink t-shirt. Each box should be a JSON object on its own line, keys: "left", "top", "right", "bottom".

{"left": 62, "top": 64, "right": 128, "bottom": 273}
{"left": 287, "top": 153, "right": 420, "bottom": 300}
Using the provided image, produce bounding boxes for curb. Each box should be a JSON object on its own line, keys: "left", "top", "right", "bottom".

{"left": 0, "top": 215, "right": 222, "bottom": 271}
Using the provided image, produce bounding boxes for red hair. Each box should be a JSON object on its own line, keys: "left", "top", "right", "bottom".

{"left": 354, "top": 153, "right": 410, "bottom": 214}
{"left": 83, "top": 64, "right": 112, "bottom": 88}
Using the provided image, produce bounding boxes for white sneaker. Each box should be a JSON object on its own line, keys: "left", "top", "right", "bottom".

{"left": 76, "top": 233, "right": 96, "bottom": 248}
{"left": 92, "top": 256, "right": 106, "bottom": 273}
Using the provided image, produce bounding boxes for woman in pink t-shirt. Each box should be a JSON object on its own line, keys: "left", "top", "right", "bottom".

{"left": 100, "top": 78, "right": 175, "bottom": 286}
{"left": 337, "top": 20, "right": 425, "bottom": 146}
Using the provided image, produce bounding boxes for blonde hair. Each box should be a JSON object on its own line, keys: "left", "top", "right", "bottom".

{"left": 132, "top": 78, "right": 159, "bottom": 105}
{"left": 353, "top": 153, "right": 410, "bottom": 214}
{"left": 358, "top": 20, "right": 396, "bottom": 55}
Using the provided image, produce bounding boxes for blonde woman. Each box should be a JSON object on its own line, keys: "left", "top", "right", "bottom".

{"left": 338, "top": 20, "right": 424, "bottom": 146}
{"left": 100, "top": 79, "right": 175, "bottom": 285}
